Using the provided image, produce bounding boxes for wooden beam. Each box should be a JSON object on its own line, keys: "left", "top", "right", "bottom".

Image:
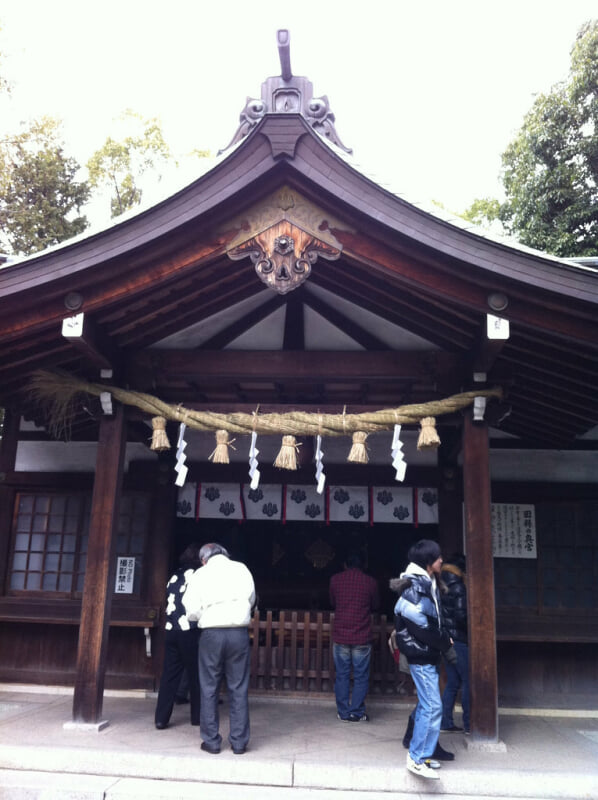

{"left": 303, "top": 292, "right": 391, "bottom": 350}
{"left": 282, "top": 292, "right": 305, "bottom": 350}
{"left": 470, "top": 319, "right": 507, "bottom": 374}
{"left": 72, "top": 404, "right": 126, "bottom": 724}
{"left": 130, "top": 349, "right": 460, "bottom": 384}
{"left": 144, "top": 456, "right": 177, "bottom": 690}
{"left": 336, "top": 229, "right": 598, "bottom": 345}
{"left": 119, "top": 272, "right": 261, "bottom": 349}
{"left": 62, "top": 313, "right": 118, "bottom": 372}
{"left": 0, "top": 238, "right": 230, "bottom": 344}
{"left": 313, "top": 265, "right": 474, "bottom": 350}
{"left": 437, "top": 426, "right": 464, "bottom": 557}
{"left": 462, "top": 411, "right": 499, "bottom": 742}
{"left": 199, "top": 294, "right": 285, "bottom": 350}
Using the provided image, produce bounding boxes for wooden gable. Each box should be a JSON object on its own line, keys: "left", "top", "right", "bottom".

{"left": 0, "top": 113, "right": 597, "bottom": 447}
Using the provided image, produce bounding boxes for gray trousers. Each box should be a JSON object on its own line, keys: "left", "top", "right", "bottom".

{"left": 198, "top": 627, "right": 250, "bottom": 750}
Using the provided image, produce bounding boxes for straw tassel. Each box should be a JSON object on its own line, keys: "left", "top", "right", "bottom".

{"left": 274, "top": 435, "right": 301, "bottom": 470}
{"left": 209, "top": 429, "right": 236, "bottom": 464}
{"left": 150, "top": 416, "right": 171, "bottom": 451}
{"left": 417, "top": 417, "right": 441, "bottom": 450}
{"left": 347, "top": 431, "right": 369, "bottom": 463}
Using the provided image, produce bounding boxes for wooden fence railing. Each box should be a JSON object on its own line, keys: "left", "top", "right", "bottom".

{"left": 248, "top": 610, "right": 406, "bottom": 695}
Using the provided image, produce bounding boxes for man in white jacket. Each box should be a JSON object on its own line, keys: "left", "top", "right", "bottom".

{"left": 183, "top": 543, "right": 256, "bottom": 755}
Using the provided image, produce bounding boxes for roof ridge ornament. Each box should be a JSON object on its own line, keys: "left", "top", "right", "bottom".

{"left": 218, "top": 29, "right": 352, "bottom": 156}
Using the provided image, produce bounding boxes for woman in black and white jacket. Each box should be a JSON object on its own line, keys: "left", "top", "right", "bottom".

{"left": 154, "top": 543, "right": 202, "bottom": 730}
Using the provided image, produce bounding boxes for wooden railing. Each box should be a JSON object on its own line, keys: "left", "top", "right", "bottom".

{"left": 249, "top": 610, "right": 406, "bottom": 695}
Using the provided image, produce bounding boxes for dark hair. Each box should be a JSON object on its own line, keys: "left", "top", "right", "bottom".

{"left": 345, "top": 551, "right": 365, "bottom": 569}
{"left": 408, "top": 539, "right": 441, "bottom": 569}
{"left": 179, "top": 542, "right": 202, "bottom": 570}
{"left": 199, "top": 542, "right": 230, "bottom": 563}
{"left": 445, "top": 552, "right": 466, "bottom": 572}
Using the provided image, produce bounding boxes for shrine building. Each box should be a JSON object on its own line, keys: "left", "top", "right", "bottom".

{"left": 0, "top": 30, "right": 597, "bottom": 741}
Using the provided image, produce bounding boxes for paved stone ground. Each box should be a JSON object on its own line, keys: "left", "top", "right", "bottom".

{"left": 1, "top": 687, "right": 597, "bottom": 799}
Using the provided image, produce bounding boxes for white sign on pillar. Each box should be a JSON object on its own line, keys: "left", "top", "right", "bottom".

{"left": 487, "top": 314, "right": 510, "bottom": 340}
{"left": 61, "top": 312, "right": 84, "bottom": 337}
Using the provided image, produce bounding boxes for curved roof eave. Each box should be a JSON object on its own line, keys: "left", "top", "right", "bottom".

{"left": 0, "top": 131, "right": 277, "bottom": 295}
{"left": 1, "top": 114, "right": 596, "bottom": 310}
{"left": 276, "top": 127, "right": 598, "bottom": 306}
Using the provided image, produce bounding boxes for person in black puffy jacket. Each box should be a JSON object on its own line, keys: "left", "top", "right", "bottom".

{"left": 440, "top": 554, "right": 470, "bottom": 734}
{"left": 390, "top": 539, "right": 457, "bottom": 779}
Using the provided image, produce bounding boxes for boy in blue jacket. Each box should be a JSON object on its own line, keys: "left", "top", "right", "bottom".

{"left": 391, "top": 539, "right": 456, "bottom": 780}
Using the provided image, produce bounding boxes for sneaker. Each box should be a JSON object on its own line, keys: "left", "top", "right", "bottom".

{"left": 406, "top": 754, "right": 440, "bottom": 780}
{"left": 349, "top": 713, "right": 370, "bottom": 722}
{"left": 440, "top": 724, "right": 463, "bottom": 733}
{"left": 423, "top": 758, "right": 441, "bottom": 769}
{"left": 337, "top": 713, "right": 352, "bottom": 722}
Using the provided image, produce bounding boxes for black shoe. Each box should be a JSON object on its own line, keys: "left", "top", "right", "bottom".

{"left": 349, "top": 713, "right": 370, "bottom": 722}
{"left": 440, "top": 724, "right": 464, "bottom": 732}
{"left": 231, "top": 745, "right": 247, "bottom": 754}
{"left": 430, "top": 742, "right": 454, "bottom": 761}
{"left": 201, "top": 741, "right": 221, "bottom": 754}
{"left": 155, "top": 721, "right": 168, "bottom": 730}
{"left": 402, "top": 715, "right": 414, "bottom": 749}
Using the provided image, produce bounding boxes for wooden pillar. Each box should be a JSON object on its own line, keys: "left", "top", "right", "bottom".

{"left": 462, "top": 411, "right": 498, "bottom": 741}
{"left": 144, "top": 455, "right": 177, "bottom": 689}
{"left": 0, "top": 408, "right": 19, "bottom": 582}
{"left": 72, "top": 405, "right": 126, "bottom": 725}
{"left": 437, "top": 426, "right": 463, "bottom": 557}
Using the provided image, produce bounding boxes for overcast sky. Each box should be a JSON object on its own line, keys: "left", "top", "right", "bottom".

{"left": 1, "top": 0, "right": 596, "bottom": 219}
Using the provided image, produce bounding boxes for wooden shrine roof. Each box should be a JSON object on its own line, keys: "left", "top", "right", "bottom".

{"left": 0, "top": 112, "right": 597, "bottom": 449}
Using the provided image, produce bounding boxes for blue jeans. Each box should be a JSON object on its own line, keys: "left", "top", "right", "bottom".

{"left": 333, "top": 643, "right": 372, "bottom": 719}
{"left": 441, "top": 640, "right": 470, "bottom": 731}
{"left": 408, "top": 662, "right": 442, "bottom": 764}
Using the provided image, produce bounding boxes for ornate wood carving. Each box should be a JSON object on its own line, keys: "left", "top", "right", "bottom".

{"left": 225, "top": 188, "right": 346, "bottom": 294}
{"left": 305, "top": 538, "right": 335, "bottom": 570}
{"left": 228, "top": 221, "right": 341, "bottom": 294}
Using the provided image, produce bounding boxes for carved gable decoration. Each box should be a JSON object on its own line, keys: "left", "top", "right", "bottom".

{"left": 228, "top": 221, "right": 340, "bottom": 294}
{"left": 224, "top": 187, "right": 347, "bottom": 295}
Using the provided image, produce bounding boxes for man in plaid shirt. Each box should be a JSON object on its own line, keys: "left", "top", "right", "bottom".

{"left": 329, "top": 551, "right": 380, "bottom": 721}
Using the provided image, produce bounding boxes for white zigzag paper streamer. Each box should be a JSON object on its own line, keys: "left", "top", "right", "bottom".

{"left": 174, "top": 423, "right": 188, "bottom": 487}
{"left": 248, "top": 431, "right": 261, "bottom": 490}
{"left": 391, "top": 424, "right": 407, "bottom": 482}
{"left": 315, "top": 434, "right": 326, "bottom": 494}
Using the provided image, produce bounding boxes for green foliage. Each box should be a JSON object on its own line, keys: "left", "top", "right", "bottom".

{"left": 189, "top": 147, "right": 211, "bottom": 159}
{"left": 87, "top": 110, "right": 175, "bottom": 218}
{"left": 464, "top": 21, "right": 598, "bottom": 257}
{"left": 461, "top": 197, "right": 502, "bottom": 228}
{"left": 0, "top": 117, "right": 90, "bottom": 255}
